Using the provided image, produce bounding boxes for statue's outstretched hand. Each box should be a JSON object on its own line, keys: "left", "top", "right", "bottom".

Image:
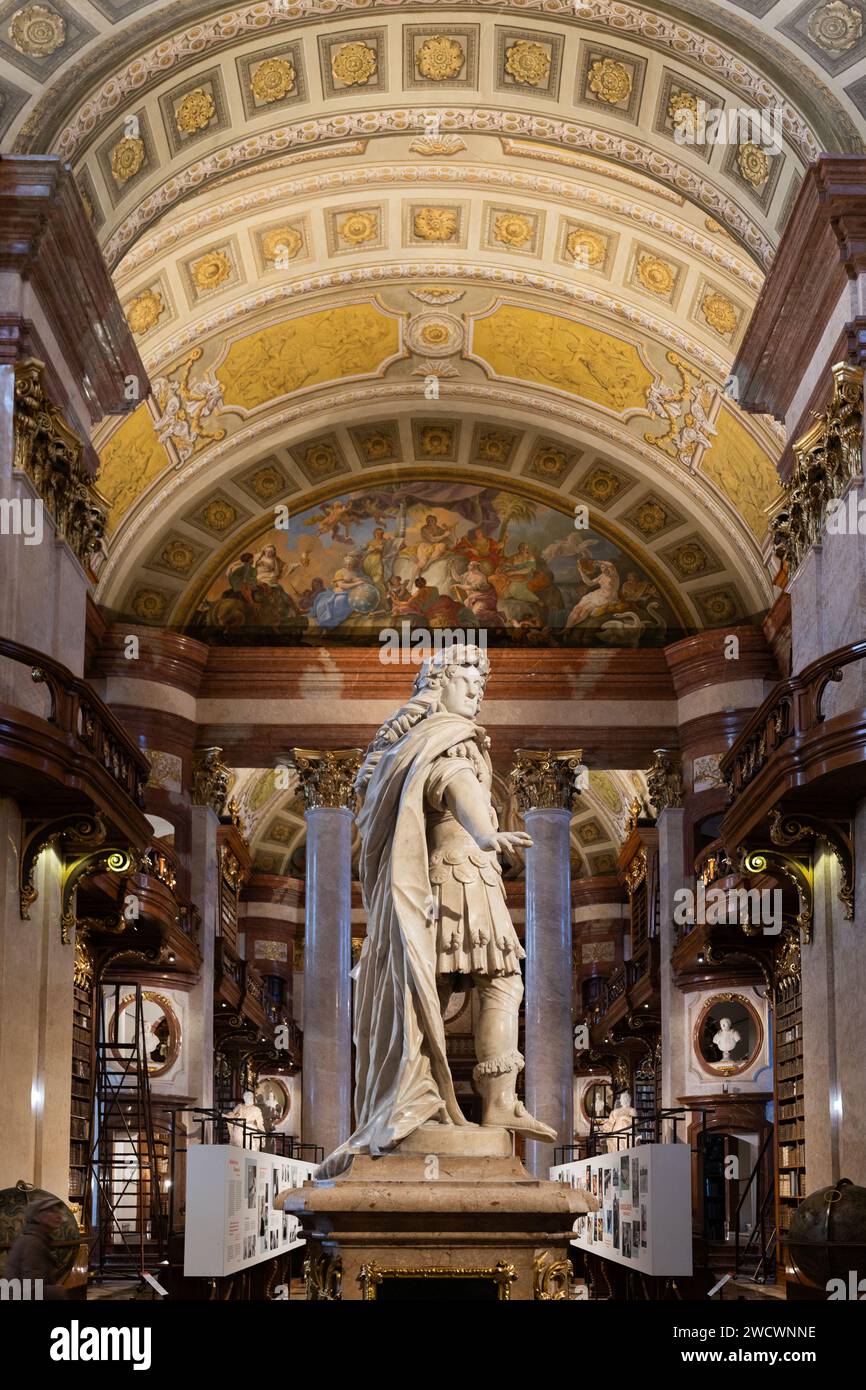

{"left": 476, "top": 830, "right": 533, "bottom": 853}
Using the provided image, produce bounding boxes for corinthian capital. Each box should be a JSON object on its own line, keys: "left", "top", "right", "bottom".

{"left": 191, "top": 746, "right": 231, "bottom": 815}
{"left": 511, "top": 748, "right": 585, "bottom": 813}
{"left": 646, "top": 747, "right": 683, "bottom": 814}
{"left": 290, "top": 748, "right": 363, "bottom": 810}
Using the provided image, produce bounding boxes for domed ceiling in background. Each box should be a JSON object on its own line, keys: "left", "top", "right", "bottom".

{"left": 4, "top": 0, "right": 863, "bottom": 644}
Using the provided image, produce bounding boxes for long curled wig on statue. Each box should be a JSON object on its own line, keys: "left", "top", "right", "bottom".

{"left": 355, "top": 643, "right": 490, "bottom": 797}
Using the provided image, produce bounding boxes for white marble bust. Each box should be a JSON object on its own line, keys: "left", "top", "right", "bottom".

{"left": 712, "top": 1017, "right": 741, "bottom": 1059}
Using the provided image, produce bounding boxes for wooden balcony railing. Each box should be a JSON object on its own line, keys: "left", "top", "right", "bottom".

{"left": 720, "top": 640, "right": 866, "bottom": 800}
{"left": 0, "top": 635, "right": 148, "bottom": 809}
{"left": 584, "top": 939, "right": 659, "bottom": 1027}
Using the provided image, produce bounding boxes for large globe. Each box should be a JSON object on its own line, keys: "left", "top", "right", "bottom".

{"left": 788, "top": 1178, "right": 866, "bottom": 1287}
{"left": 0, "top": 1183, "right": 80, "bottom": 1283}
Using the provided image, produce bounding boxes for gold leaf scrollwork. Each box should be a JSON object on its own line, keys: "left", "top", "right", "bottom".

{"left": 534, "top": 1251, "right": 572, "bottom": 1300}
{"left": 768, "top": 809, "right": 854, "bottom": 922}
{"left": 12, "top": 361, "right": 107, "bottom": 570}
{"left": 771, "top": 362, "right": 864, "bottom": 575}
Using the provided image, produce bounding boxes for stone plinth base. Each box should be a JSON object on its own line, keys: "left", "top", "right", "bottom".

{"left": 280, "top": 1150, "right": 596, "bottom": 1301}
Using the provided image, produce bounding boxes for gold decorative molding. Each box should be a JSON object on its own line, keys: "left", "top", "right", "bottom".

{"left": 769, "top": 809, "right": 854, "bottom": 921}
{"left": 534, "top": 1251, "right": 572, "bottom": 1300}
{"left": 13, "top": 360, "right": 108, "bottom": 570}
{"left": 772, "top": 362, "right": 864, "bottom": 575}
{"left": 290, "top": 748, "right": 362, "bottom": 811}
{"left": 740, "top": 847, "right": 813, "bottom": 944}
{"left": 624, "top": 845, "right": 647, "bottom": 893}
{"left": 20, "top": 813, "right": 105, "bottom": 922}
{"left": 623, "top": 795, "right": 644, "bottom": 837}
{"left": 359, "top": 1260, "right": 517, "bottom": 1300}
{"left": 646, "top": 747, "right": 683, "bottom": 814}
{"left": 511, "top": 748, "right": 585, "bottom": 812}
{"left": 191, "top": 746, "right": 231, "bottom": 815}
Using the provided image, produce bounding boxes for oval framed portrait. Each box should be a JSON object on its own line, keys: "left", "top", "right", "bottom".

{"left": 582, "top": 1080, "right": 614, "bottom": 1123}
{"left": 255, "top": 1076, "right": 290, "bottom": 1127}
{"left": 694, "top": 992, "right": 763, "bottom": 1077}
{"left": 109, "top": 991, "right": 181, "bottom": 1078}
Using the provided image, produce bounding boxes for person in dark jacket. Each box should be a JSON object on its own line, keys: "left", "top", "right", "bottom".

{"left": 3, "top": 1197, "right": 68, "bottom": 1299}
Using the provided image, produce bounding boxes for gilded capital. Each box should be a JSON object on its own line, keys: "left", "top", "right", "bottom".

{"left": 290, "top": 748, "right": 363, "bottom": 811}
{"left": 646, "top": 747, "right": 684, "bottom": 814}
{"left": 13, "top": 359, "right": 107, "bottom": 570}
{"left": 771, "top": 361, "right": 864, "bottom": 575}
{"left": 191, "top": 746, "right": 231, "bottom": 815}
{"left": 510, "top": 748, "right": 585, "bottom": 813}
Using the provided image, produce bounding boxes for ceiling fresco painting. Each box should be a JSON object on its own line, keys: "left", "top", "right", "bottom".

{"left": 187, "top": 480, "right": 680, "bottom": 646}
{"left": 6, "top": 0, "right": 851, "bottom": 646}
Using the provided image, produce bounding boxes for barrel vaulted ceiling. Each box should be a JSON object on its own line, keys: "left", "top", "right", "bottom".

{"left": 4, "top": 0, "right": 861, "bottom": 640}
{"left": 219, "top": 763, "right": 648, "bottom": 878}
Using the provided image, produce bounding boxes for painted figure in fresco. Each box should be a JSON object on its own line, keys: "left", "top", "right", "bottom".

{"left": 453, "top": 561, "right": 505, "bottom": 626}
{"left": 415, "top": 515, "right": 456, "bottom": 574}
{"left": 453, "top": 526, "right": 504, "bottom": 575}
{"left": 565, "top": 558, "right": 622, "bottom": 629}
{"left": 361, "top": 527, "right": 401, "bottom": 597}
{"left": 199, "top": 483, "right": 672, "bottom": 646}
{"left": 309, "top": 552, "right": 380, "bottom": 629}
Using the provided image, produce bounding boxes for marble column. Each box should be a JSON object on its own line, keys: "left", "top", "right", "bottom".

{"left": 291, "top": 749, "right": 361, "bottom": 1160}
{"left": 512, "top": 750, "right": 583, "bottom": 1177}
{"left": 0, "top": 796, "right": 74, "bottom": 1198}
{"left": 187, "top": 803, "right": 220, "bottom": 1113}
{"left": 657, "top": 807, "right": 686, "bottom": 1115}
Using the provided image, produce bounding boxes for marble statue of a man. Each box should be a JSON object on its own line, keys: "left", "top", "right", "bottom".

{"left": 321, "top": 644, "right": 555, "bottom": 1176}
{"left": 224, "top": 1090, "right": 266, "bottom": 1150}
{"left": 601, "top": 1090, "right": 638, "bottom": 1153}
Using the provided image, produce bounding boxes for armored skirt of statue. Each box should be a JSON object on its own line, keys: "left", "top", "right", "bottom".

{"left": 319, "top": 710, "right": 520, "bottom": 1177}
{"left": 426, "top": 748, "right": 524, "bottom": 980}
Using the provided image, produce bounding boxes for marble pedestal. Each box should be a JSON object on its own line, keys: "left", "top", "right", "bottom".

{"left": 279, "top": 1130, "right": 596, "bottom": 1301}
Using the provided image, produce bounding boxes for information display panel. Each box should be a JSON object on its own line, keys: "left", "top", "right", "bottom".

{"left": 184, "top": 1145, "right": 317, "bottom": 1277}
{"left": 551, "top": 1142, "right": 692, "bottom": 1278}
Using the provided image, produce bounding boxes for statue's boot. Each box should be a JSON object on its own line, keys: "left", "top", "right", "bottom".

{"left": 473, "top": 1055, "right": 558, "bottom": 1143}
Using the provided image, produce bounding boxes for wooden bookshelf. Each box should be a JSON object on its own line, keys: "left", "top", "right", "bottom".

{"left": 774, "top": 976, "right": 805, "bottom": 1270}
{"left": 70, "top": 979, "right": 95, "bottom": 1206}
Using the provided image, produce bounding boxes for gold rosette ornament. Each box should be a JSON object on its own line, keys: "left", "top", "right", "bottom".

{"left": 191, "top": 250, "right": 232, "bottom": 291}
{"left": 10, "top": 4, "right": 65, "bottom": 57}
{"left": 338, "top": 211, "right": 378, "bottom": 245}
{"left": 702, "top": 292, "right": 737, "bottom": 337}
{"left": 332, "top": 41, "right": 377, "bottom": 86}
{"left": 566, "top": 228, "right": 605, "bottom": 267}
{"left": 636, "top": 254, "right": 674, "bottom": 297}
{"left": 125, "top": 289, "right": 165, "bottom": 336}
{"left": 588, "top": 57, "right": 632, "bottom": 104}
{"left": 176, "top": 88, "right": 215, "bottom": 134}
{"left": 416, "top": 35, "right": 466, "bottom": 81}
{"left": 414, "top": 207, "right": 458, "bottom": 241}
{"left": 504, "top": 39, "right": 550, "bottom": 87}
{"left": 110, "top": 136, "right": 145, "bottom": 185}
{"left": 737, "top": 141, "right": 770, "bottom": 188}
{"left": 251, "top": 57, "right": 296, "bottom": 103}
{"left": 262, "top": 226, "right": 303, "bottom": 263}
{"left": 494, "top": 213, "right": 533, "bottom": 247}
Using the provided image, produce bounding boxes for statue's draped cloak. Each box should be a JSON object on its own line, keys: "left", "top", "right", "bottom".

{"left": 319, "top": 712, "right": 480, "bottom": 1177}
